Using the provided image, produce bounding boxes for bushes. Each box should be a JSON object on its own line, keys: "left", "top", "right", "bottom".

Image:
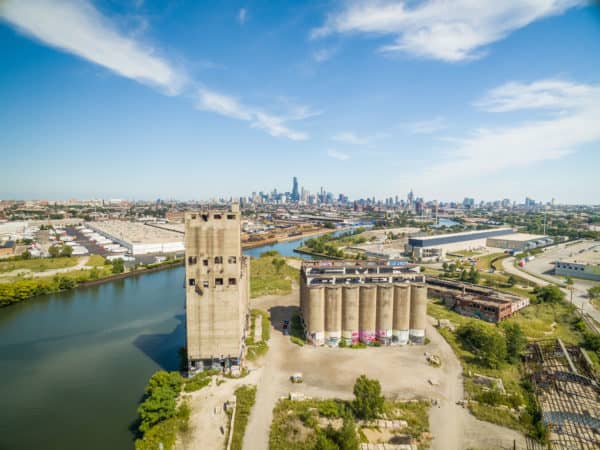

{"left": 456, "top": 322, "right": 507, "bottom": 369}
{"left": 535, "top": 285, "right": 565, "bottom": 304}
{"left": 503, "top": 322, "right": 527, "bottom": 363}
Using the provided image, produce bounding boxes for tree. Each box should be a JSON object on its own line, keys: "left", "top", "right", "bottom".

{"left": 460, "top": 269, "right": 468, "bottom": 281}
{"left": 21, "top": 250, "right": 32, "bottom": 260}
{"left": 272, "top": 258, "right": 285, "bottom": 274}
{"left": 507, "top": 275, "right": 517, "bottom": 287}
{"left": 469, "top": 267, "right": 480, "bottom": 284}
{"left": 535, "top": 285, "right": 564, "bottom": 304}
{"left": 352, "top": 375, "right": 384, "bottom": 420}
{"left": 60, "top": 245, "right": 73, "bottom": 257}
{"left": 565, "top": 277, "right": 574, "bottom": 286}
{"left": 503, "top": 322, "right": 527, "bottom": 363}
{"left": 48, "top": 245, "right": 60, "bottom": 258}
{"left": 111, "top": 258, "right": 125, "bottom": 274}
{"left": 137, "top": 386, "right": 178, "bottom": 432}
{"left": 587, "top": 286, "right": 600, "bottom": 299}
{"left": 457, "top": 322, "right": 507, "bottom": 369}
{"left": 442, "top": 262, "right": 449, "bottom": 272}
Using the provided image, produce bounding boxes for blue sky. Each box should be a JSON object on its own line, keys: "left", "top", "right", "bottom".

{"left": 1, "top": 0, "right": 599, "bottom": 203}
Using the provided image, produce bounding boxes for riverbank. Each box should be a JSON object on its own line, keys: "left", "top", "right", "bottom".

{"left": 242, "top": 228, "right": 329, "bottom": 250}
{"left": 0, "top": 258, "right": 183, "bottom": 308}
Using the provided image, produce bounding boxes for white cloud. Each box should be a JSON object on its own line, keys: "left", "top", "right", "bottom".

{"left": 0, "top": 0, "right": 184, "bottom": 93}
{"left": 331, "top": 132, "right": 369, "bottom": 145}
{"left": 474, "top": 79, "right": 595, "bottom": 112}
{"left": 237, "top": 8, "right": 247, "bottom": 25}
{"left": 312, "top": 47, "right": 337, "bottom": 63}
{"left": 402, "top": 116, "right": 447, "bottom": 134}
{"left": 312, "top": 0, "right": 583, "bottom": 62}
{"left": 422, "top": 78, "right": 600, "bottom": 181}
{"left": 327, "top": 149, "right": 350, "bottom": 160}
{"left": 197, "top": 89, "right": 309, "bottom": 141}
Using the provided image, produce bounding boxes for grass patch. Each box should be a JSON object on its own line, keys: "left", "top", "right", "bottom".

{"left": 246, "top": 309, "right": 270, "bottom": 361}
{"left": 85, "top": 254, "right": 106, "bottom": 267}
{"left": 475, "top": 253, "right": 506, "bottom": 271}
{"left": 0, "top": 256, "right": 79, "bottom": 273}
{"left": 183, "top": 369, "right": 219, "bottom": 392}
{"left": 250, "top": 254, "right": 298, "bottom": 298}
{"left": 230, "top": 385, "right": 257, "bottom": 450}
{"left": 290, "top": 336, "right": 305, "bottom": 346}
{"left": 467, "top": 403, "right": 528, "bottom": 434}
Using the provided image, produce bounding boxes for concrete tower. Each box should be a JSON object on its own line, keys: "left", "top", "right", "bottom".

{"left": 184, "top": 204, "right": 249, "bottom": 372}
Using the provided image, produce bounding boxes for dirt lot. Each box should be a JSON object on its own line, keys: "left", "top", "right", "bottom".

{"left": 239, "top": 288, "right": 525, "bottom": 450}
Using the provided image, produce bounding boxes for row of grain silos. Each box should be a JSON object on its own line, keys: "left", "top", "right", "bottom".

{"left": 302, "top": 282, "right": 427, "bottom": 346}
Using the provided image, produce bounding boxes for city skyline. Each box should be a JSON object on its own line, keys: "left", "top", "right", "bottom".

{"left": 1, "top": 1, "right": 600, "bottom": 202}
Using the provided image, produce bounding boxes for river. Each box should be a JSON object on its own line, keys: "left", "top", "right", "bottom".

{"left": 0, "top": 235, "right": 327, "bottom": 450}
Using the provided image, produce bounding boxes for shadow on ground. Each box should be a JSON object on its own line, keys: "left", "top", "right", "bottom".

{"left": 268, "top": 305, "right": 300, "bottom": 334}
{"left": 132, "top": 314, "right": 185, "bottom": 371}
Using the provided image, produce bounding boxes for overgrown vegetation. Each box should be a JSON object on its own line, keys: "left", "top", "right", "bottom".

{"left": 269, "top": 377, "right": 430, "bottom": 450}
{"left": 246, "top": 309, "right": 270, "bottom": 360}
{"left": 0, "top": 256, "right": 79, "bottom": 273}
{"left": 427, "top": 280, "right": 597, "bottom": 440}
{"left": 298, "top": 229, "right": 368, "bottom": 259}
{"left": 230, "top": 385, "right": 257, "bottom": 450}
{"left": 250, "top": 251, "right": 298, "bottom": 298}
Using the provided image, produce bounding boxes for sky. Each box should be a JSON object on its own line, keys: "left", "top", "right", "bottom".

{"left": 1, "top": 0, "right": 600, "bottom": 204}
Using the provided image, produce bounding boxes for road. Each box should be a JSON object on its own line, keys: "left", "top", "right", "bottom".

{"left": 502, "top": 254, "right": 600, "bottom": 324}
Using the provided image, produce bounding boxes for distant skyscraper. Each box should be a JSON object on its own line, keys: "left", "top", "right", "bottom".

{"left": 291, "top": 177, "right": 300, "bottom": 202}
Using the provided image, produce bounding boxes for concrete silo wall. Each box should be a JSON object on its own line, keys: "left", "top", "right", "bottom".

{"left": 308, "top": 287, "right": 325, "bottom": 345}
{"left": 359, "top": 285, "right": 377, "bottom": 343}
{"left": 376, "top": 285, "right": 393, "bottom": 344}
{"left": 324, "top": 286, "right": 342, "bottom": 345}
{"left": 409, "top": 283, "right": 427, "bottom": 344}
{"left": 393, "top": 284, "right": 411, "bottom": 345}
{"left": 342, "top": 286, "right": 359, "bottom": 344}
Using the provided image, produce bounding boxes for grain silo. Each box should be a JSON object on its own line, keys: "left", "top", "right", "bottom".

{"left": 324, "top": 286, "right": 342, "bottom": 346}
{"left": 376, "top": 285, "right": 394, "bottom": 345}
{"left": 392, "top": 283, "right": 411, "bottom": 345}
{"left": 341, "top": 285, "right": 359, "bottom": 345}
{"left": 308, "top": 286, "right": 325, "bottom": 345}
{"left": 409, "top": 283, "right": 427, "bottom": 343}
{"left": 359, "top": 285, "right": 377, "bottom": 344}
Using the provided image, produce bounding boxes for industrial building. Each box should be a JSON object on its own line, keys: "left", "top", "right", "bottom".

{"left": 486, "top": 233, "right": 553, "bottom": 251}
{"left": 555, "top": 244, "right": 600, "bottom": 281}
{"left": 427, "top": 278, "right": 529, "bottom": 323}
{"left": 88, "top": 221, "right": 184, "bottom": 255}
{"left": 184, "top": 205, "right": 249, "bottom": 372}
{"left": 300, "top": 260, "right": 427, "bottom": 346}
{"left": 406, "top": 228, "right": 513, "bottom": 260}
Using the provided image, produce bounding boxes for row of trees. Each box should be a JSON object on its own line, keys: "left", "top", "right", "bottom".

{"left": 442, "top": 262, "right": 481, "bottom": 284}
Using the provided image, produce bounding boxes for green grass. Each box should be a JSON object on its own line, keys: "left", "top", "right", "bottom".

{"left": 246, "top": 309, "right": 270, "bottom": 360}
{"left": 467, "top": 403, "right": 528, "bottom": 434}
{"left": 383, "top": 400, "right": 430, "bottom": 440}
{"left": 0, "top": 256, "right": 79, "bottom": 273}
{"left": 85, "top": 254, "right": 106, "bottom": 267}
{"left": 183, "top": 369, "right": 219, "bottom": 392}
{"left": 475, "top": 253, "right": 507, "bottom": 271}
{"left": 250, "top": 255, "right": 298, "bottom": 298}
{"left": 230, "top": 385, "right": 257, "bottom": 450}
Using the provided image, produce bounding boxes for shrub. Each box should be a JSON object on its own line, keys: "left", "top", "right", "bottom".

{"left": 352, "top": 375, "right": 384, "bottom": 420}
{"left": 457, "top": 322, "right": 507, "bottom": 369}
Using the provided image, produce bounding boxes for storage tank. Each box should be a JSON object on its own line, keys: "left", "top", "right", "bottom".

{"left": 359, "top": 285, "right": 377, "bottom": 344}
{"left": 376, "top": 285, "right": 393, "bottom": 345}
{"left": 409, "top": 283, "right": 427, "bottom": 344}
{"left": 393, "top": 284, "right": 411, "bottom": 345}
{"left": 342, "top": 286, "right": 359, "bottom": 345}
{"left": 308, "top": 286, "right": 325, "bottom": 345}
{"left": 324, "top": 286, "right": 342, "bottom": 346}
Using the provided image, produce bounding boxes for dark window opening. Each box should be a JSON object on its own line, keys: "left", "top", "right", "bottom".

{"left": 214, "top": 214, "right": 222, "bottom": 219}
{"left": 189, "top": 278, "right": 195, "bottom": 286}
{"left": 228, "top": 278, "right": 237, "bottom": 285}
{"left": 227, "top": 214, "right": 236, "bottom": 220}
{"left": 188, "top": 256, "right": 197, "bottom": 265}
{"left": 203, "top": 259, "right": 209, "bottom": 266}
{"left": 228, "top": 256, "right": 237, "bottom": 264}
{"left": 215, "top": 278, "right": 223, "bottom": 286}
{"left": 214, "top": 256, "right": 223, "bottom": 264}
{"left": 201, "top": 214, "right": 209, "bottom": 221}
{"left": 203, "top": 281, "right": 209, "bottom": 288}
{"left": 191, "top": 214, "right": 197, "bottom": 220}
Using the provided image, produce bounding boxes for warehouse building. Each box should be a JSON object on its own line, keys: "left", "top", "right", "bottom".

{"left": 486, "top": 233, "right": 553, "bottom": 251}
{"left": 184, "top": 205, "right": 249, "bottom": 372}
{"left": 555, "top": 245, "right": 600, "bottom": 281}
{"left": 88, "top": 221, "right": 184, "bottom": 255}
{"left": 406, "top": 228, "right": 513, "bottom": 261}
{"left": 300, "top": 260, "right": 427, "bottom": 346}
